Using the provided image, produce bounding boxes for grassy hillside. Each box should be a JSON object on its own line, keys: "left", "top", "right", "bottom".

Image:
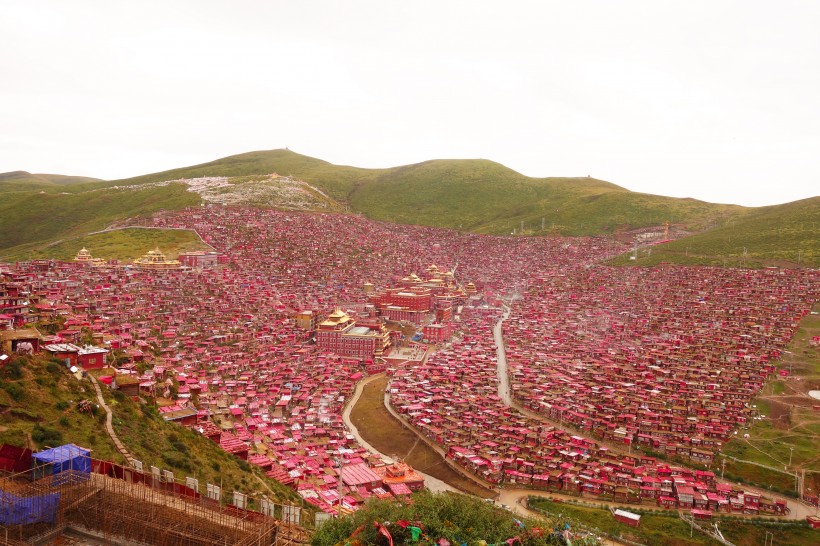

{"left": 0, "top": 171, "right": 103, "bottom": 193}
{"left": 4, "top": 149, "right": 815, "bottom": 257}
{"left": 350, "top": 159, "right": 740, "bottom": 235}
{"left": 720, "top": 302, "right": 820, "bottom": 494}
{"left": 112, "top": 149, "right": 743, "bottom": 236}
{"left": 0, "top": 183, "right": 200, "bottom": 259}
{"left": 609, "top": 197, "right": 820, "bottom": 267}
{"left": 312, "top": 491, "right": 561, "bottom": 546}
{"left": 0, "top": 355, "right": 299, "bottom": 504}
{"left": 110, "top": 149, "right": 383, "bottom": 202}
{"left": 10, "top": 227, "right": 212, "bottom": 262}
{"left": 528, "top": 498, "right": 815, "bottom": 546}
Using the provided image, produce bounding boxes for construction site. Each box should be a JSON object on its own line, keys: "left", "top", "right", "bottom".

{"left": 0, "top": 446, "right": 312, "bottom": 546}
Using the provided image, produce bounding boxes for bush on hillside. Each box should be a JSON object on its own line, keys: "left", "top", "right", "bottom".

{"left": 311, "top": 491, "right": 573, "bottom": 546}
{"left": 31, "top": 424, "right": 62, "bottom": 447}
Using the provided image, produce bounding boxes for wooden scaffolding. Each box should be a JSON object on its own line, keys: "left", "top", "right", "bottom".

{"left": 1, "top": 469, "right": 310, "bottom": 546}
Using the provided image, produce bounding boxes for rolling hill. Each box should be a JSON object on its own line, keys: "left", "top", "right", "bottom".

{"left": 0, "top": 170, "right": 103, "bottom": 193}
{"left": 18, "top": 227, "right": 213, "bottom": 262}
{"left": 0, "top": 355, "right": 300, "bottom": 505}
{"left": 0, "top": 183, "right": 201, "bottom": 258}
{"left": 107, "top": 149, "right": 743, "bottom": 235}
{"left": 2, "top": 149, "right": 817, "bottom": 266}
{"left": 608, "top": 196, "right": 820, "bottom": 267}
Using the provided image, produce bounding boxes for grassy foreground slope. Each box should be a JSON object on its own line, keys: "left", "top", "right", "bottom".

{"left": 312, "top": 491, "right": 561, "bottom": 546}
{"left": 528, "top": 498, "right": 815, "bottom": 546}
{"left": 610, "top": 197, "right": 820, "bottom": 267}
{"left": 0, "top": 355, "right": 299, "bottom": 504}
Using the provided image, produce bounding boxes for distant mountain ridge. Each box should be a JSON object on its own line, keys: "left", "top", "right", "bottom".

{"left": 1, "top": 149, "right": 817, "bottom": 266}
{"left": 0, "top": 170, "right": 102, "bottom": 192}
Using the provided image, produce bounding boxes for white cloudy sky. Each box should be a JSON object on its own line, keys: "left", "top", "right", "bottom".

{"left": 2, "top": 0, "right": 818, "bottom": 206}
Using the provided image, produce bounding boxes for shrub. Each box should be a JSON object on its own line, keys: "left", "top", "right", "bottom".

{"left": 31, "top": 425, "right": 62, "bottom": 447}
{"left": 1, "top": 382, "right": 24, "bottom": 401}
{"left": 1, "top": 360, "right": 23, "bottom": 379}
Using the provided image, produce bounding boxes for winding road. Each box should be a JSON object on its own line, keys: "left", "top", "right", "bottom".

{"left": 341, "top": 306, "right": 814, "bottom": 537}
{"left": 491, "top": 306, "right": 815, "bottom": 521}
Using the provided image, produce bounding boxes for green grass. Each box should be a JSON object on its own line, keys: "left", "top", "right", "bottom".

{"left": 0, "top": 171, "right": 103, "bottom": 193}
{"left": 109, "top": 149, "right": 745, "bottom": 236}
{"left": 108, "top": 149, "right": 377, "bottom": 202}
{"left": 15, "top": 227, "right": 212, "bottom": 262}
{"left": 527, "top": 498, "right": 815, "bottom": 546}
{"left": 0, "top": 355, "right": 299, "bottom": 505}
{"left": 528, "top": 497, "right": 718, "bottom": 545}
{"left": 609, "top": 197, "right": 820, "bottom": 267}
{"left": 313, "top": 491, "right": 561, "bottom": 546}
{"left": 350, "top": 375, "right": 495, "bottom": 498}
{"left": 3, "top": 149, "right": 815, "bottom": 257}
{"left": 0, "top": 183, "right": 200, "bottom": 257}
{"left": 720, "top": 304, "right": 820, "bottom": 494}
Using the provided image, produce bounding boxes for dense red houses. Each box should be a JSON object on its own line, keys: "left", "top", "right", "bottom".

{"left": 1, "top": 205, "right": 815, "bottom": 518}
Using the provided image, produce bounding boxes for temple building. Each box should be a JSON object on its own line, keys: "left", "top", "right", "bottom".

{"left": 316, "top": 308, "right": 391, "bottom": 359}
{"left": 132, "top": 248, "right": 182, "bottom": 270}
{"left": 73, "top": 248, "right": 105, "bottom": 267}
{"left": 369, "top": 264, "right": 466, "bottom": 325}
{"left": 373, "top": 460, "right": 425, "bottom": 492}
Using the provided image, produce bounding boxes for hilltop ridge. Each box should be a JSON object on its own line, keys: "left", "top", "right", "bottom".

{"left": 1, "top": 148, "right": 817, "bottom": 266}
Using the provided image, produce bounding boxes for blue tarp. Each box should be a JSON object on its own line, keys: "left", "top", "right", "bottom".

{"left": 31, "top": 444, "right": 91, "bottom": 485}
{"left": 0, "top": 491, "right": 60, "bottom": 525}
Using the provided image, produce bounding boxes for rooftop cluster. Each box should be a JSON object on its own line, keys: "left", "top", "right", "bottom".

{"left": 2, "top": 205, "right": 816, "bottom": 519}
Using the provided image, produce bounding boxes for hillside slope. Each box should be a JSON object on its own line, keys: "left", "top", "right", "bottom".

{"left": 0, "top": 355, "right": 299, "bottom": 504}
{"left": 110, "top": 149, "right": 744, "bottom": 235}
{"left": 0, "top": 171, "right": 103, "bottom": 193}
{"left": 13, "top": 227, "right": 213, "bottom": 262}
{"left": 4, "top": 149, "right": 816, "bottom": 259}
{"left": 609, "top": 196, "right": 820, "bottom": 267}
{"left": 109, "top": 149, "right": 382, "bottom": 201}
{"left": 0, "top": 183, "right": 201, "bottom": 258}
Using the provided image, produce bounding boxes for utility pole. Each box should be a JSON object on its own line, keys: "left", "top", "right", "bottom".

{"left": 789, "top": 447, "right": 794, "bottom": 468}
{"left": 721, "top": 457, "right": 726, "bottom": 480}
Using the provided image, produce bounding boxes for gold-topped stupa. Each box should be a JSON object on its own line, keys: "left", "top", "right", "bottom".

{"left": 73, "top": 248, "right": 105, "bottom": 267}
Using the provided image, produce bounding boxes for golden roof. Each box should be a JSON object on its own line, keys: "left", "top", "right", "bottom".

{"left": 133, "top": 247, "right": 181, "bottom": 269}
{"left": 319, "top": 308, "right": 353, "bottom": 327}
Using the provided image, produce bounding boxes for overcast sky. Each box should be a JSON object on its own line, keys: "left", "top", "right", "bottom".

{"left": 2, "top": 1, "right": 818, "bottom": 206}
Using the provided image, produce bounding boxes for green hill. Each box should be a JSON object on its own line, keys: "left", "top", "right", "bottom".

{"left": 609, "top": 196, "right": 820, "bottom": 267}
{"left": 109, "top": 149, "right": 380, "bottom": 201}
{"left": 109, "top": 149, "right": 744, "bottom": 235}
{"left": 2, "top": 149, "right": 816, "bottom": 261}
{"left": 0, "top": 355, "right": 299, "bottom": 504}
{"left": 0, "top": 183, "right": 201, "bottom": 259}
{"left": 0, "top": 170, "right": 103, "bottom": 193}
{"left": 9, "top": 227, "right": 213, "bottom": 262}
